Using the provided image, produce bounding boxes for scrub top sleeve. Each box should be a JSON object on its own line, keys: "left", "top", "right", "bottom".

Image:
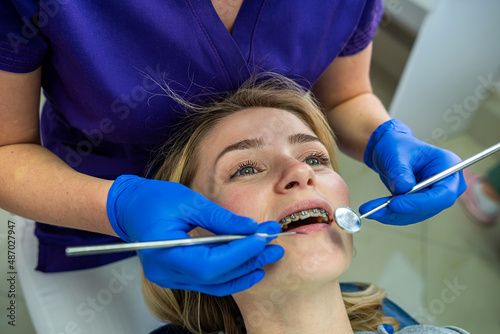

{"left": 0, "top": 1, "right": 48, "bottom": 73}
{"left": 339, "top": 0, "right": 384, "bottom": 57}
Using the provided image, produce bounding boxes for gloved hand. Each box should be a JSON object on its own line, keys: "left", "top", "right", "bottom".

{"left": 107, "top": 175, "right": 284, "bottom": 296}
{"left": 360, "top": 119, "right": 466, "bottom": 225}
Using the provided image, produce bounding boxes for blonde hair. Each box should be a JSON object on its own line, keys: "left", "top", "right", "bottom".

{"left": 143, "top": 74, "right": 400, "bottom": 333}
{"left": 149, "top": 73, "right": 338, "bottom": 183}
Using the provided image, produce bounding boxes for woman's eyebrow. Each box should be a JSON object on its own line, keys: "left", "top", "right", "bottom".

{"left": 214, "top": 138, "right": 265, "bottom": 166}
{"left": 214, "top": 133, "right": 322, "bottom": 166}
{"left": 288, "top": 133, "right": 321, "bottom": 145}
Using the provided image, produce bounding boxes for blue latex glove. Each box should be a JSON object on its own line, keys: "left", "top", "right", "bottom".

{"left": 107, "top": 175, "right": 284, "bottom": 296}
{"left": 360, "top": 119, "right": 466, "bottom": 225}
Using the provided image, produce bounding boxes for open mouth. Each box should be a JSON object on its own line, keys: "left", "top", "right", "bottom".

{"left": 280, "top": 208, "right": 329, "bottom": 231}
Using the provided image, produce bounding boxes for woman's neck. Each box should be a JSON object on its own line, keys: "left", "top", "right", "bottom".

{"left": 235, "top": 280, "right": 354, "bottom": 334}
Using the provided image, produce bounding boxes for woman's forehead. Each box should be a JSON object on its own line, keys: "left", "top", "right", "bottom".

{"left": 210, "top": 107, "right": 314, "bottom": 141}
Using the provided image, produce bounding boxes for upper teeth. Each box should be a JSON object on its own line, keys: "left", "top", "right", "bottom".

{"left": 280, "top": 208, "right": 329, "bottom": 229}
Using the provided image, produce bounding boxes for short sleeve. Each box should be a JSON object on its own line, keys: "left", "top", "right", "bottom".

{"left": 0, "top": 1, "right": 48, "bottom": 73}
{"left": 339, "top": 0, "right": 384, "bottom": 56}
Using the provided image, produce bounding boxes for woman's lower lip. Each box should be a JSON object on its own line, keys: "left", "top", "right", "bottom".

{"left": 287, "top": 223, "right": 330, "bottom": 234}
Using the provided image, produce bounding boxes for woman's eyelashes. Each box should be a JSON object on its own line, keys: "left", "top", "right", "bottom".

{"left": 232, "top": 160, "right": 261, "bottom": 177}
{"left": 303, "top": 151, "right": 330, "bottom": 167}
{"left": 230, "top": 151, "right": 331, "bottom": 178}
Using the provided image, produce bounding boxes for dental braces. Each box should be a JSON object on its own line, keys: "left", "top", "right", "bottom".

{"left": 280, "top": 208, "right": 329, "bottom": 229}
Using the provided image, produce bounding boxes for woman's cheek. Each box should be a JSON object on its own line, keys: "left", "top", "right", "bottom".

{"left": 216, "top": 188, "right": 262, "bottom": 220}
{"left": 328, "top": 175, "right": 350, "bottom": 205}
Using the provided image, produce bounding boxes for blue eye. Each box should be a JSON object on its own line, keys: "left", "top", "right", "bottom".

{"left": 305, "top": 157, "right": 320, "bottom": 165}
{"left": 236, "top": 166, "right": 258, "bottom": 175}
{"left": 232, "top": 160, "right": 260, "bottom": 178}
{"left": 304, "top": 152, "right": 330, "bottom": 166}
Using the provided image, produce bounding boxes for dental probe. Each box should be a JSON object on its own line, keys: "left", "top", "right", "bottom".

{"left": 66, "top": 231, "right": 303, "bottom": 256}
{"left": 335, "top": 141, "right": 500, "bottom": 234}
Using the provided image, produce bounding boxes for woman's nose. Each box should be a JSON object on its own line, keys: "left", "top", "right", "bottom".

{"left": 276, "top": 158, "right": 316, "bottom": 193}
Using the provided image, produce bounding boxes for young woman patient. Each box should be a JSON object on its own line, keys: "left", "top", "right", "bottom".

{"left": 142, "top": 75, "right": 470, "bottom": 334}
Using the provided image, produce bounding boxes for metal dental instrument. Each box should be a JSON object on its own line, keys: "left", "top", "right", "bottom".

{"left": 66, "top": 232, "right": 303, "bottom": 256}
{"left": 335, "top": 141, "right": 500, "bottom": 234}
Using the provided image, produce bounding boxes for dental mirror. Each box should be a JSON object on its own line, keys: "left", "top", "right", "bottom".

{"left": 334, "top": 206, "right": 362, "bottom": 233}
{"left": 334, "top": 141, "right": 500, "bottom": 234}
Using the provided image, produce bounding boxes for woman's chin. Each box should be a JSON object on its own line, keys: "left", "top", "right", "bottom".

{"left": 254, "top": 232, "right": 352, "bottom": 292}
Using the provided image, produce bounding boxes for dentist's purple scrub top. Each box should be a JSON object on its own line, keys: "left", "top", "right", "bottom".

{"left": 0, "top": 0, "right": 383, "bottom": 272}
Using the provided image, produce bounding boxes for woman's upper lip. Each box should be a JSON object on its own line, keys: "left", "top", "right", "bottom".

{"left": 277, "top": 198, "right": 333, "bottom": 223}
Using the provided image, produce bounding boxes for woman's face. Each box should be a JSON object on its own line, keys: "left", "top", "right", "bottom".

{"left": 190, "top": 107, "right": 353, "bottom": 291}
